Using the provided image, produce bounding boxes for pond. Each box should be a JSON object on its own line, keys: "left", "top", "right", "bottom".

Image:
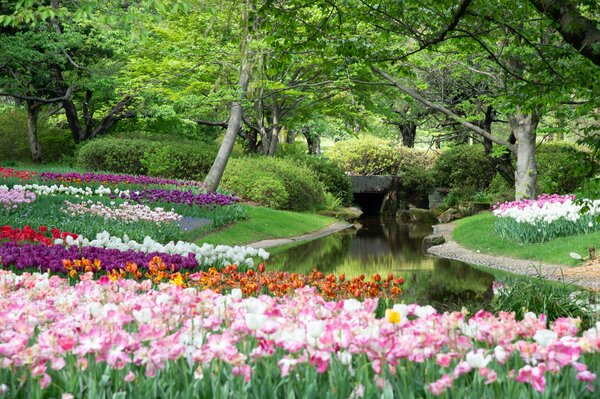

{"left": 269, "top": 217, "right": 497, "bottom": 309}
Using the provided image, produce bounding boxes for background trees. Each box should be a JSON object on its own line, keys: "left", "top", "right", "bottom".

{"left": 1, "top": 0, "right": 598, "bottom": 198}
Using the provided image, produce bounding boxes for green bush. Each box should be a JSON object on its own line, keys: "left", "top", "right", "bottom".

{"left": 0, "top": 109, "right": 75, "bottom": 163}
{"left": 77, "top": 138, "right": 153, "bottom": 174}
{"left": 142, "top": 143, "right": 216, "bottom": 180}
{"left": 328, "top": 136, "right": 401, "bottom": 175}
{"left": 77, "top": 137, "right": 217, "bottom": 179}
{"left": 221, "top": 157, "right": 326, "bottom": 211}
{"left": 277, "top": 144, "right": 353, "bottom": 206}
{"left": 536, "top": 142, "right": 592, "bottom": 195}
{"left": 433, "top": 144, "right": 496, "bottom": 196}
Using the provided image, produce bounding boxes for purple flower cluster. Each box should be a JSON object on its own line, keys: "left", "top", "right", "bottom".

{"left": 0, "top": 242, "right": 199, "bottom": 273}
{"left": 492, "top": 194, "right": 575, "bottom": 213}
{"left": 39, "top": 171, "right": 206, "bottom": 188}
{"left": 120, "top": 189, "right": 239, "bottom": 207}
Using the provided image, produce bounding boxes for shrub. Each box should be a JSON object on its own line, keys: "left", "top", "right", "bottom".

{"left": 433, "top": 144, "right": 496, "bottom": 196}
{"left": 221, "top": 157, "right": 325, "bottom": 211}
{"left": 536, "top": 142, "right": 592, "bottom": 195}
{"left": 278, "top": 144, "right": 353, "bottom": 206}
{"left": 77, "top": 137, "right": 217, "bottom": 179}
{"left": 0, "top": 109, "right": 75, "bottom": 163}
{"left": 141, "top": 143, "right": 216, "bottom": 181}
{"left": 328, "top": 136, "right": 401, "bottom": 175}
{"left": 77, "top": 138, "right": 153, "bottom": 174}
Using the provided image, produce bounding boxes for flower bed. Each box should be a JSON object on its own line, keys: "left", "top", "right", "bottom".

{"left": 492, "top": 194, "right": 600, "bottom": 243}
{"left": 0, "top": 167, "right": 37, "bottom": 180}
{"left": 0, "top": 186, "right": 36, "bottom": 211}
{"left": 0, "top": 270, "right": 598, "bottom": 398}
{"left": 0, "top": 225, "right": 76, "bottom": 245}
{"left": 39, "top": 171, "right": 206, "bottom": 188}
{"left": 53, "top": 230, "right": 268, "bottom": 268}
{"left": 63, "top": 200, "right": 182, "bottom": 224}
{"left": 9, "top": 183, "right": 127, "bottom": 197}
{"left": 121, "top": 188, "right": 239, "bottom": 207}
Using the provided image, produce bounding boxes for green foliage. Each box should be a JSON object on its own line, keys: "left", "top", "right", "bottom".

{"left": 433, "top": 145, "right": 496, "bottom": 196}
{"left": 141, "top": 143, "right": 216, "bottom": 180}
{"left": 0, "top": 109, "right": 75, "bottom": 164}
{"left": 536, "top": 142, "right": 593, "bottom": 195}
{"left": 221, "top": 157, "right": 326, "bottom": 211}
{"left": 487, "top": 174, "right": 514, "bottom": 203}
{"left": 328, "top": 136, "right": 402, "bottom": 175}
{"left": 277, "top": 143, "right": 353, "bottom": 206}
{"left": 491, "top": 277, "right": 598, "bottom": 330}
{"left": 76, "top": 137, "right": 216, "bottom": 180}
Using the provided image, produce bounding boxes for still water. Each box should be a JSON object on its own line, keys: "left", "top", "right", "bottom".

{"left": 269, "top": 217, "right": 496, "bottom": 309}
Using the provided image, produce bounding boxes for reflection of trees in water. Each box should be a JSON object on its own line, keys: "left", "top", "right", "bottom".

{"left": 269, "top": 217, "right": 495, "bottom": 309}
{"left": 401, "top": 259, "right": 495, "bottom": 310}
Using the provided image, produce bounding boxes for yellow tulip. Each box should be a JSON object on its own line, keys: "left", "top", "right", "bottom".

{"left": 386, "top": 309, "right": 401, "bottom": 324}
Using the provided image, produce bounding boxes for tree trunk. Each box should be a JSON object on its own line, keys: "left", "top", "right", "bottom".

{"left": 63, "top": 99, "right": 84, "bottom": 144}
{"left": 509, "top": 107, "right": 539, "bottom": 199}
{"left": 286, "top": 129, "right": 296, "bottom": 144}
{"left": 267, "top": 107, "right": 280, "bottom": 156}
{"left": 399, "top": 122, "right": 416, "bottom": 147}
{"left": 204, "top": 48, "right": 252, "bottom": 191}
{"left": 26, "top": 102, "right": 42, "bottom": 163}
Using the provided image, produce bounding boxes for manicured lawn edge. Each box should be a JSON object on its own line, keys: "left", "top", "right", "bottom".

{"left": 452, "top": 212, "right": 600, "bottom": 266}
{"left": 197, "top": 206, "right": 337, "bottom": 246}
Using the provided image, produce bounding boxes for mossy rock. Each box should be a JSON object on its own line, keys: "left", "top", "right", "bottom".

{"left": 318, "top": 207, "right": 363, "bottom": 222}
{"left": 408, "top": 208, "right": 439, "bottom": 224}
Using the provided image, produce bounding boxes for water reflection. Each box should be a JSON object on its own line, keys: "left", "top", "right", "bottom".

{"left": 269, "top": 217, "right": 495, "bottom": 309}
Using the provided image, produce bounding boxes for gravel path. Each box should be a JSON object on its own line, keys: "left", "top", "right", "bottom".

{"left": 247, "top": 222, "right": 354, "bottom": 249}
{"left": 427, "top": 226, "right": 600, "bottom": 291}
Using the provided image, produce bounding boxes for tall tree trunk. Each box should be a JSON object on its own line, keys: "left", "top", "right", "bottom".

{"left": 267, "top": 107, "right": 280, "bottom": 156}
{"left": 63, "top": 98, "right": 84, "bottom": 144}
{"left": 286, "top": 129, "right": 296, "bottom": 144}
{"left": 26, "top": 101, "right": 42, "bottom": 163}
{"left": 509, "top": 107, "right": 539, "bottom": 199}
{"left": 399, "top": 122, "right": 416, "bottom": 147}
{"left": 204, "top": 44, "right": 252, "bottom": 191}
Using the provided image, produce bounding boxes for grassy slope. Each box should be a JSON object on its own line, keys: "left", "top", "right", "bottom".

{"left": 198, "top": 206, "right": 336, "bottom": 246}
{"left": 453, "top": 212, "right": 600, "bottom": 266}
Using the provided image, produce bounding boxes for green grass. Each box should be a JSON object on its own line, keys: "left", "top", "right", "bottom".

{"left": 453, "top": 212, "right": 600, "bottom": 266}
{"left": 198, "top": 206, "right": 336, "bottom": 246}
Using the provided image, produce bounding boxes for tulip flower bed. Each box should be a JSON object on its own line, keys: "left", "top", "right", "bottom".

{"left": 39, "top": 170, "right": 206, "bottom": 188}
{"left": 492, "top": 194, "right": 600, "bottom": 243}
{"left": 0, "top": 187, "right": 36, "bottom": 212}
{"left": 0, "top": 270, "right": 599, "bottom": 399}
{"left": 0, "top": 167, "right": 37, "bottom": 180}
{"left": 63, "top": 200, "right": 182, "bottom": 224}
{"left": 0, "top": 225, "right": 77, "bottom": 245}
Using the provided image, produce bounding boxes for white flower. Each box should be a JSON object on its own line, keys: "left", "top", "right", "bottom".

{"left": 494, "top": 345, "right": 509, "bottom": 363}
{"left": 414, "top": 305, "right": 436, "bottom": 319}
{"left": 466, "top": 350, "right": 492, "bottom": 369}
{"left": 132, "top": 308, "right": 153, "bottom": 324}
{"left": 245, "top": 297, "right": 267, "bottom": 314}
{"left": 343, "top": 299, "right": 361, "bottom": 312}
{"left": 245, "top": 313, "right": 267, "bottom": 331}
{"left": 307, "top": 320, "right": 325, "bottom": 338}
{"left": 533, "top": 329, "right": 557, "bottom": 347}
{"left": 230, "top": 288, "right": 242, "bottom": 300}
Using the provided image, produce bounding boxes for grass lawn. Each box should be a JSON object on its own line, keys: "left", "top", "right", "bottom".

{"left": 198, "top": 206, "right": 336, "bottom": 246}
{"left": 453, "top": 212, "right": 600, "bottom": 266}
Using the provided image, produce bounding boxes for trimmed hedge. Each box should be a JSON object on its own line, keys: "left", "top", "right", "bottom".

{"left": 76, "top": 137, "right": 217, "bottom": 180}
{"left": 433, "top": 144, "right": 496, "bottom": 196}
{"left": 221, "top": 157, "right": 326, "bottom": 211}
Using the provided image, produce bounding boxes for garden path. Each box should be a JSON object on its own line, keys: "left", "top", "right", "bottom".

{"left": 427, "top": 224, "right": 600, "bottom": 291}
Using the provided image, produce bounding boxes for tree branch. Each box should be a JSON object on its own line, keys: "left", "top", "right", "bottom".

{"left": 372, "top": 66, "right": 517, "bottom": 153}
{"left": 196, "top": 120, "right": 229, "bottom": 128}
{"left": 0, "top": 86, "right": 74, "bottom": 104}
{"left": 529, "top": 0, "right": 600, "bottom": 67}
